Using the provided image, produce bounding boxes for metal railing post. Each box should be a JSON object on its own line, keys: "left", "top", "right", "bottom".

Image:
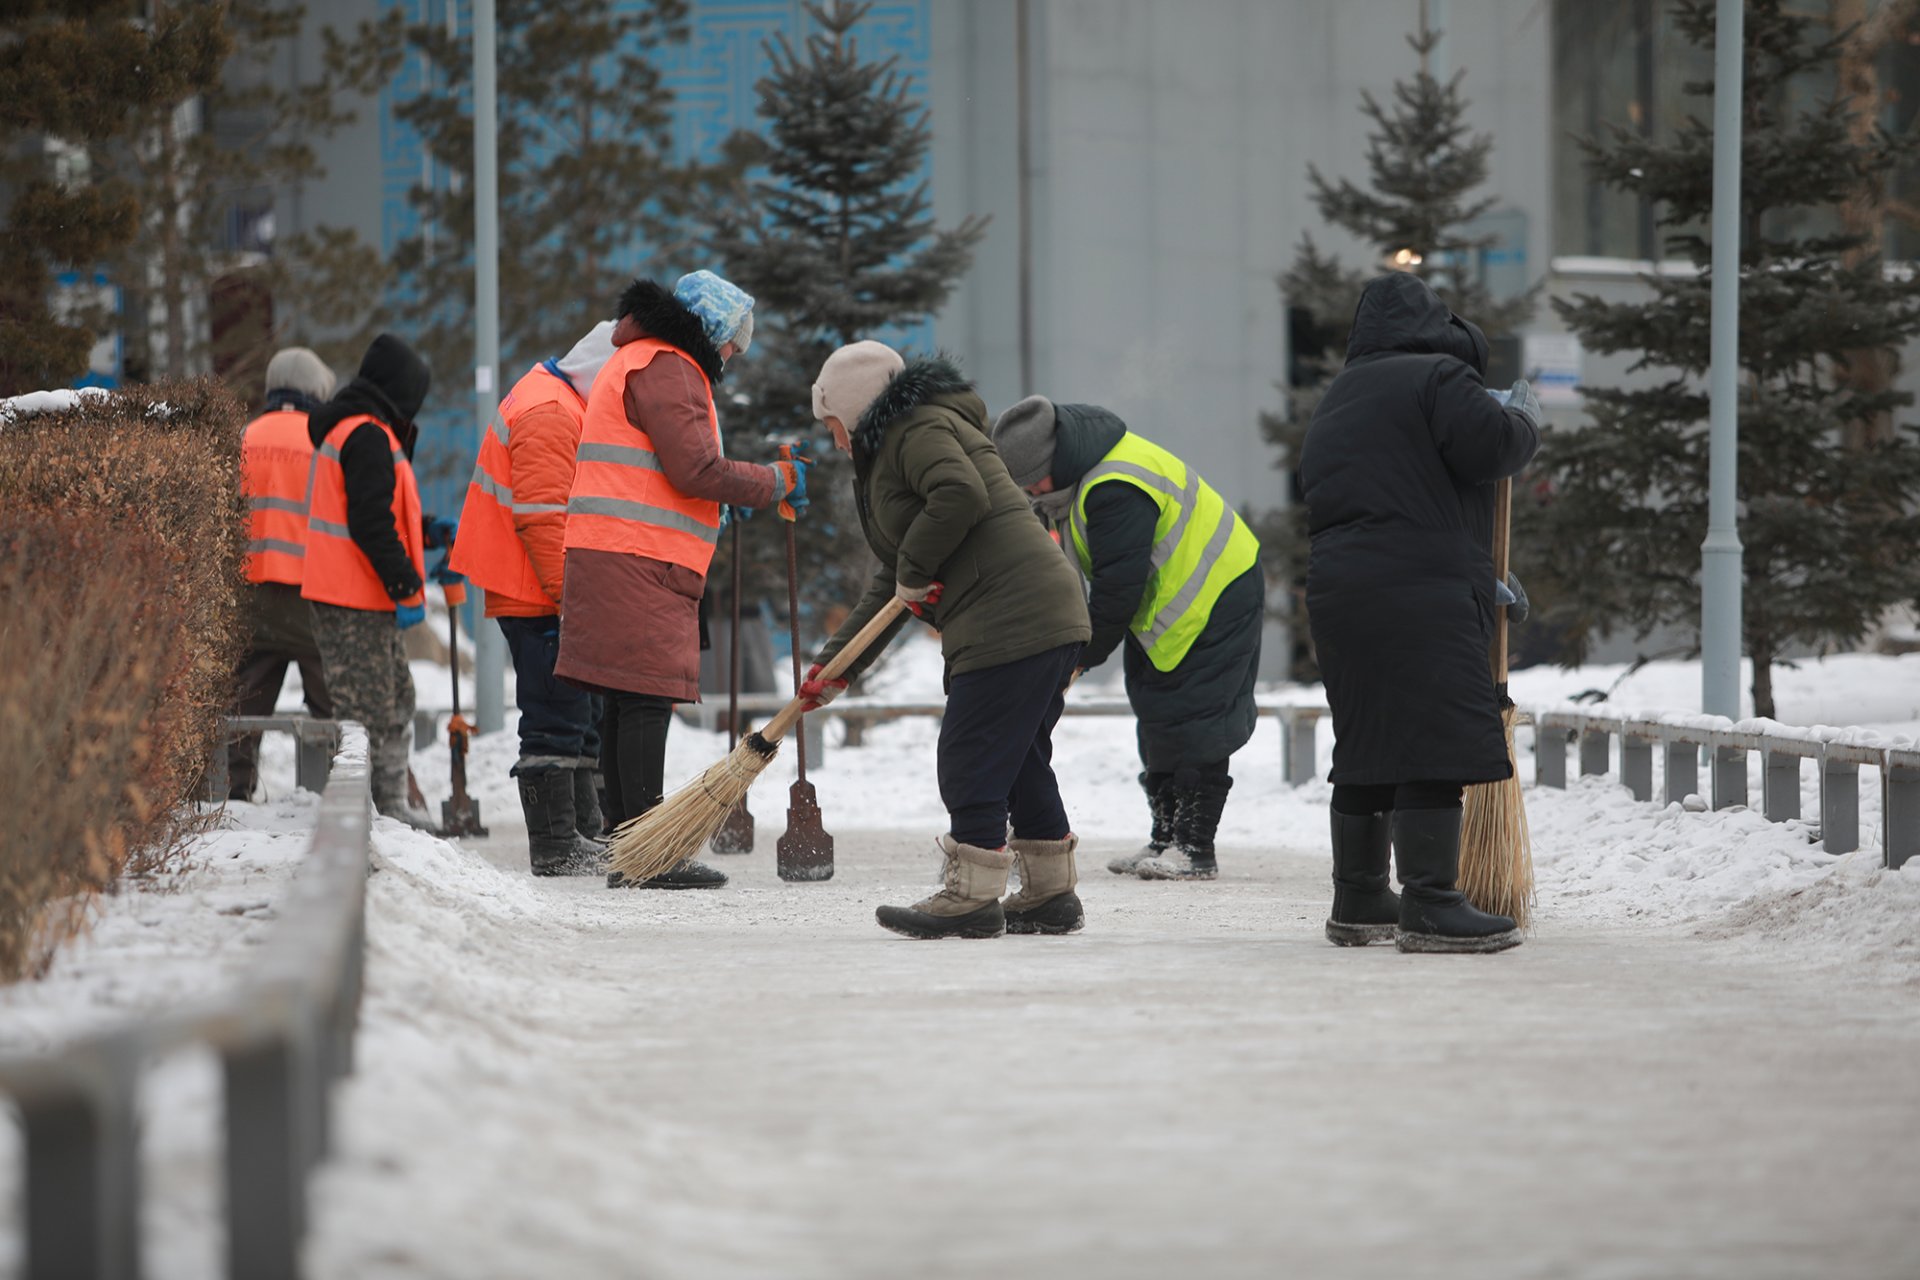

{"left": 1885, "top": 751, "right": 1919, "bottom": 870}
{"left": 1711, "top": 738, "right": 1748, "bottom": 810}
{"left": 1621, "top": 729, "right": 1655, "bottom": 802}
{"left": 21, "top": 1046, "right": 140, "bottom": 1280}
{"left": 1579, "top": 724, "right": 1610, "bottom": 777}
{"left": 1663, "top": 732, "right": 1700, "bottom": 806}
{"left": 1820, "top": 746, "right": 1863, "bottom": 854}
{"left": 1536, "top": 719, "right": 1570, "bottom": 788}
{"left": 1763, "top": 747, "right": 1802, "bottom": 821}
{"left": 223, "top": 1024, "right": 314, "bottom": 1280}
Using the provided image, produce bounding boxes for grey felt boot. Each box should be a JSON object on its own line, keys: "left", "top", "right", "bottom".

{"left": 1003, "top": 835, "right": 1084, "bottom": 935}
{"left": 875, "top": 836, "right": 1010, "bottom": 939}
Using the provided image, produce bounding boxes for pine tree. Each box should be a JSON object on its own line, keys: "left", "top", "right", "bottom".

{"left": 702, "top": 0, "right": 987, "bottom": 615}
{"left": 109, "top": 1, "right": 384, "bottom": 386}
{"left": 1258, "top": 20, "right": 1528, "bottom": 678}
{"left": 0, "top": 0, "right": 227, "bottom": 394}
{"left": 345, "top": 0, "right": 701, "bottom": 393}
{"left": 1541, "top": 0, "right": 1920, "bottom": 719}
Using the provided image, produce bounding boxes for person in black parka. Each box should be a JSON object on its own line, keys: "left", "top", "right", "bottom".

{"left": 1300, "top": 272, "right": 1541, "bottom": 954}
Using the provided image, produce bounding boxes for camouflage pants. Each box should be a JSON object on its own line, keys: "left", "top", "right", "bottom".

{"left": 309, "top": 601, "right": 416, "bottom": 813}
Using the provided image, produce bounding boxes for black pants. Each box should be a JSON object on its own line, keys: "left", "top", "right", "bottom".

{"left": 600, "top": 692, "right": 675, "bottom": 828}
{"left": 1331, "top": 781, "right": 1465, "bottom": 815}
{"left": 499, "top": 615, "right": 601, "bottom": 762}
{"left": 937, "top": 642, "right": 1083, "bottom": 847}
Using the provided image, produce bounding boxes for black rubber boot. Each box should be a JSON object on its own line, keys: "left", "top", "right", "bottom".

{"left": 573, "top": 764, "right": 605, "bottom": 839}
{"left": 1325, "top": 810, "right": 1400, "bottom": 946}
{"left": 1392, "top": 807, "right": 1521, "bottom": 954}
{"left": 518, "top": 767, "right": 601, "bottom": 877}
{"left": 1108, "top": 772, "right": 1176, "bottom": 874}
{"left": 1138, "top": 773, "right": 1231, "bottom": 880}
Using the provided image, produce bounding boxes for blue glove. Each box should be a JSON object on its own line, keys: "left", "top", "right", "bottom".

{"left": 395, "top": 601, "right": 427, "bottom": 630}
{"left": 1494, "top": 571, "right": 1529, "bottom": 623}
{"left": 429, "top": 552, "right": 465, "bottom": 586}
{"left": 425, "top": 516, "right": 459, "bottom": 549}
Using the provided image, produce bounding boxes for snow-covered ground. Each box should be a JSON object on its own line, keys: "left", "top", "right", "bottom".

{"left": 4, "top": 639, "right": 1919, "bottom": 1277}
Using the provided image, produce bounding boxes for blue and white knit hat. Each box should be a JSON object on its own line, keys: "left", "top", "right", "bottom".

{"left": 673, "top": 270, "right": 755, "bottom": 353}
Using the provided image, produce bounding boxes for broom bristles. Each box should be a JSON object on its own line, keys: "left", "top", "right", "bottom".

{"left": 1459, "top": 704, "right": 1534, "bottom": 929}
{"left": 607, "top": 735, "right": 780, "bottom": 884}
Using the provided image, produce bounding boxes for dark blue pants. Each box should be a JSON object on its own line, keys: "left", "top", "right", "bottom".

{"left": 937, "top": 642, "right": 1083, "bottom": 847}
{"left": 499, "top": 615, "right": 601, "bottom": 762}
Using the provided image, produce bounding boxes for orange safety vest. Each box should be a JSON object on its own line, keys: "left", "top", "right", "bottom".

{"left": 301, "top": 414, "right": 425, "bottom": 611}
{"left": 563, "top": 338, "right": 725, "bottom": 576}
{"left": 448, "top": 363, "right": 582, "bottom": 612}
{"left": 240, "top": 408, "right": 316, "bottom": 586}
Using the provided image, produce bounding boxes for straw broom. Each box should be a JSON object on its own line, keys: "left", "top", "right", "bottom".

{"left": 606, "top": 597, "right": 909, "bottom": 884}
{"left": 1458, "top": 477, "right": 1534, "bottom": 928}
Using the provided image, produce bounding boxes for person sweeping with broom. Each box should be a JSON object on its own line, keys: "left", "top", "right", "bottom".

{"left": 803, "top": 341, "right": 1091, "bottom": 939}
{"left": 555, "top": 272, "right": 808, "bottom": 890}
{"left": 1299, "top": 272, "right": 1539, "bottom": 954}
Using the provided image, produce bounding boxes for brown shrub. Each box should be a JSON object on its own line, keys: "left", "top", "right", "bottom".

{"left": 0, "top": 516, "right": 198, "bottom": 978}
{"left": 0, "top": 378, "right": 249, "bottom": 975}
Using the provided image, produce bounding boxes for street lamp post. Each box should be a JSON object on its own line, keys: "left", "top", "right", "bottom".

{"left": 1701, "top": 0, "right": 1744, "bottom": 720}
{"left": 472, "top": 0, "right": 505, "bottom": 734}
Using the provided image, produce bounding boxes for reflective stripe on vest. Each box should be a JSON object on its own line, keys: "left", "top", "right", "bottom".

{"left": 240, "top": 409, "right": 316, "bottom": 585}
{"left": 448, "top": 364, "right": 583, "bottom": 610}
{"left": 1068, "top": 432, "right": 1260, "bottom": 672}
{"left": 562, "top": 337, "right": 724, "bottom": 575}
{"left": 300, "top": 414, "right": 425, "bottom": 611}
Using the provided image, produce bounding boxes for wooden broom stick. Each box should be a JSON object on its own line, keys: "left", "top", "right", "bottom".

{"left": 1459, "top": 477, "right": 1534, "bottom": 927}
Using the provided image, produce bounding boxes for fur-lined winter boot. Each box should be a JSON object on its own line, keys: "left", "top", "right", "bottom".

{"left": 1392, "top": 808, "right": 1521, "bottom": 954}
{"left": 875, "top": 835, "right": 1010, "bottom": 939}
{"left": 1108, "top": 772, "right": 1175, "bottom": 874}
{"left": 1325, "top": 810, "right": 1399, "bottom": 945}
{"left": 1003, "top": 835, "right": 1083, "bottom": 934}
{"left": 1136, "top": 773, "right": 1232, "bottom": 880}
{"left": 572, "top": 762, "right": 605, "bottom": 840}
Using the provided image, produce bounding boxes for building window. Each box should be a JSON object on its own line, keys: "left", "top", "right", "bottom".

{"left": 1554, "top": 0, "right": 1920, "bottom": 263}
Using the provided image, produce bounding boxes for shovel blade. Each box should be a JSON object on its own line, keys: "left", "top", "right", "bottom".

{"left": 777, "top": 779, "right": 834, "bottom": 880}
{"left": 710, "top": 798, "right": 755, "bottom": 855}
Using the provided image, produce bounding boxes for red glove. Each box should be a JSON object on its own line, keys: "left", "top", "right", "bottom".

{"left": 895, "top": 579, "right": 944, "bottom": 619}
{"left": 797, "top": 663, "right": 848, "bottom": 711}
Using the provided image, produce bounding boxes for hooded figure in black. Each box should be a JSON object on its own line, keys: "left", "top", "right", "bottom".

{"left": 1300, "top": 272, "right": 1540, "bottom": 954}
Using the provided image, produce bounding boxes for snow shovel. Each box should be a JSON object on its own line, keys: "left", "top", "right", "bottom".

{"left": 1459, "top": 476, "right": 1531, "bottom": 926}
{"left": 440, "top": 574, "right": 488, "bottom": 838}
{"left": 776, "top": 445, "right": 833, "bottom": 881}
{"left": 710, "top": 516, "right": 754, "bottom": 855}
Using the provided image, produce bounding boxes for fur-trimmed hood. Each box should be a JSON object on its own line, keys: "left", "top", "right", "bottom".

{"left": 619, "top": 279, "right": 727, "bottom": 384}
{"left": 852, "top": 355, "right": 974, "bottom": 463}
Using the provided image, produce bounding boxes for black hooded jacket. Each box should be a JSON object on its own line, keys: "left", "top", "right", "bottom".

{"left": 307, "top": 334, "right": 433, "bottom": 602}
{"left": 1046, "top": 403, "right": 1144, "bottom": 670}
{"left": 1298, "top": 273, "right": 1539, "bottom": 786}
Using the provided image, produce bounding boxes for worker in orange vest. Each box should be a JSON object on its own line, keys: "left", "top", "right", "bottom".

{"left": 226, "top": 347, "right": 339, "bottom": 800}
{"left": 557, "top": 271, "right": 807, "bottom": 890}
{"left": 302, "top": 332, "right": 453, "bottom": 830}
{"left": 450, "top": 322, "right": 618, "bottom": 876}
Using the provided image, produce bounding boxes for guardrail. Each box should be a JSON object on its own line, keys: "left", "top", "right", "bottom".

{"left": 673, "top": 695, "right": 1332, "bottom": 786}
{"left": 1530, "top": 708, "right": 1915, "bottom": 869}
{"left": 0, "top": 719, "right": 369, "bottom": 1278}
{"left": 206, "top": 714, "right": 340, "bottom": 799}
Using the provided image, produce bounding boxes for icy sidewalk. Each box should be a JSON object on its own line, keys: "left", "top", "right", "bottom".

{"left": 300, "top": 816, "right": 1920, "bottom": 1280}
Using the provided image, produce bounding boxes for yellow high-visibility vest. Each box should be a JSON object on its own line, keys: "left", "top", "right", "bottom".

{"left": 1068, "top": 432, "right": 1260, "bottom": 671}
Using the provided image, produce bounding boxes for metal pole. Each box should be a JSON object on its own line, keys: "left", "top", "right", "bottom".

{"left": 472, "top": 0, "right": 506, "bottom": 734}
{"left": 1701, "top": 0, "right": 1744, "bottom": 719}
{"left": 1015, "top": 0, "right": 1034, "bottom": 395}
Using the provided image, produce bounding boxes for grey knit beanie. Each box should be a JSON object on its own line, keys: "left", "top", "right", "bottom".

{"left": 813, "top": 340, "right": 905, "bottom": 428}
{"left": 991, "top": 394, "right": 1059, "bottom": 488}
{"left": 264, "top": 346, "right": 335, "bottom": 403}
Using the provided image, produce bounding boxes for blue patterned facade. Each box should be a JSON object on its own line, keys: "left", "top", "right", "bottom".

{"left": 375, "top": 0, "right": 932, "bottom": 515}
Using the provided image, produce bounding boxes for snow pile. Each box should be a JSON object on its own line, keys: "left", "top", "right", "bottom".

{"left": 0, "top": 387, "right": 111, "bottom": 424}
{"left": 1700, "top": 858, "right": 1920, "bottom": 975}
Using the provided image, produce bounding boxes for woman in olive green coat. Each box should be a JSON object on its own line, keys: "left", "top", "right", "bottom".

{"left": 802, "top": 341, "right": 1091, "bottom": 939}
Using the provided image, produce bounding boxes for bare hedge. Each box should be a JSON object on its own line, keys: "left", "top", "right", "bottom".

{"left": 0, "top": 379, "right": 247, "bottom": 979}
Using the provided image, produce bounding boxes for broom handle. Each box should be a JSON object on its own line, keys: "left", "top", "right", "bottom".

{"left": 758, "top": 596, "right": 908, "bottom": 745}
{"left": 1490, "top": 476, "right": 1512, "bottom": 689}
